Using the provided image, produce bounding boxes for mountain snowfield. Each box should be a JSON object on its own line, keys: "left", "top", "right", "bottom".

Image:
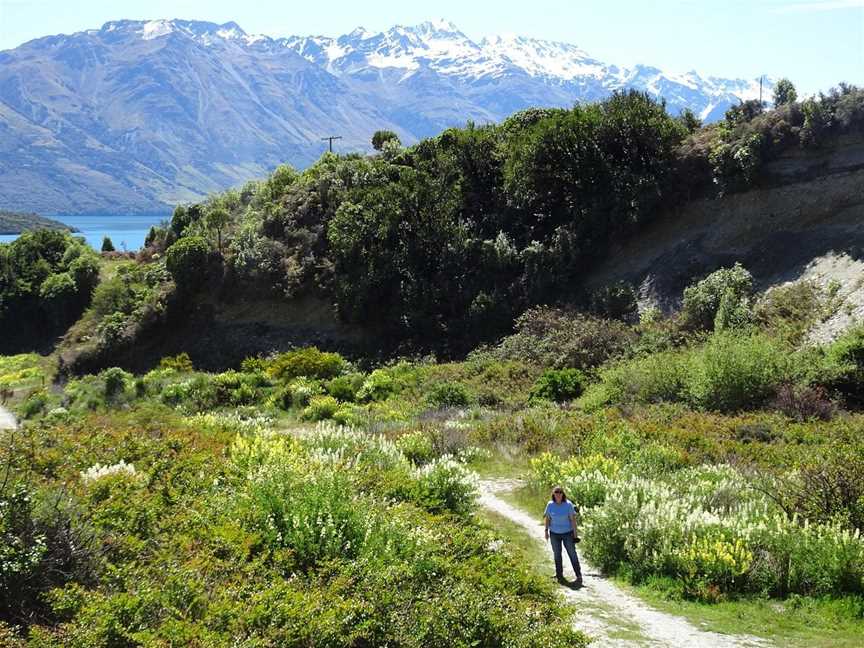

{"left": 0, "top": 18, "right": 769, "bottom": 214}
{"left": 282, "top": 19, "right": 764, "bottom": 121}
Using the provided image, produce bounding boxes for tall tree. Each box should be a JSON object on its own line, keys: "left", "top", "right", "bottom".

{"left": 773, "top": 78, "right": 798, "bottom": 106}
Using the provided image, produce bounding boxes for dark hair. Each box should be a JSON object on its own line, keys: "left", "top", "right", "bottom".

{"left": 551, "top": 485, "right": 568, "bottom": 502}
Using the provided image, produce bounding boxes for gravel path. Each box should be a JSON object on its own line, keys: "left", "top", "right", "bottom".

{"left": 480, "top": 480, "right": 771, "bottom": 648}
{"left": 0, "top": 405, "right": 16, "bottom": 430}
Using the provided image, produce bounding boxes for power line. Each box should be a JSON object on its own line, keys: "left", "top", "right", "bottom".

{"left": 321, "top": 135, "right": 342, "bottom": 153}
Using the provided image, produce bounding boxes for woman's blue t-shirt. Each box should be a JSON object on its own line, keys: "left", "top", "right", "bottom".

{"left": 544, "top": 500, "right": 576, "bottom": 534}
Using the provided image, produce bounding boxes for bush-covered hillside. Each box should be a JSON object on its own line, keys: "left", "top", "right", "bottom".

{"left": 2, "top": 84, "right": 862, "bottom": 364}
{"left": 141, "top": 84, "right": 862, "bottom": 358}
{"left": 0, "top": 211, "right": 73, "bottom": 235}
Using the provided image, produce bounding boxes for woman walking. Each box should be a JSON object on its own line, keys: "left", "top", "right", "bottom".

{"left": 543, "top": 485, "right": 583, "bottom": 587}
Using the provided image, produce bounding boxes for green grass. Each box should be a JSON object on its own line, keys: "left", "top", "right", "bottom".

{"left": 0, "top": 353, "right": 53, "bottom": 398}
{"left": 619, "top": 578, "right": 864, "bottom": 648}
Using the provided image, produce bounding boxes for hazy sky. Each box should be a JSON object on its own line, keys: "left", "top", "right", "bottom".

{"left": 0, "top": 0, "right": 861, "bottom": 94}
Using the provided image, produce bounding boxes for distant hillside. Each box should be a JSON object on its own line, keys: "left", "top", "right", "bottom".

{"left": 0, "top": 210, "right": 73, "bottom": 234}
{"left": 0, "top": 18, "right": 769, "bottom": 215}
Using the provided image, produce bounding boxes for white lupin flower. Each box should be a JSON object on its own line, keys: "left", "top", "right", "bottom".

{"left": 80, "top": 460, "right": 138, "bottom": 483}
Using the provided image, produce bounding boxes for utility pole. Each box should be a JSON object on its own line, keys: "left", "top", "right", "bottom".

{"left": 321, "top": 135, "right": 342, "bottom": 153}
{"left": 759, "top": 76, "right": 763, "bottom": 105}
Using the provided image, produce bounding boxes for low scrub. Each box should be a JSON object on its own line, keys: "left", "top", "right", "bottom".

{"left": 581, "top": 331, "right": 796, "bottom": 413}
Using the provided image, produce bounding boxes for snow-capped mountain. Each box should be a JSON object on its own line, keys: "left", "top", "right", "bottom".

{"left": 0, "top": 19, "right": 769, "bottom": 214}
{"left": 282, "top": 20, "right": 766, "bottom": 122}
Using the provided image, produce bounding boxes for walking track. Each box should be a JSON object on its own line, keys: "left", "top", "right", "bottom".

{"left": 480, "top": 479, "right": 771, "bottom": 648}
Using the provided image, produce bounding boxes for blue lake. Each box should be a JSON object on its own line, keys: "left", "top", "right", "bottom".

{"left": 0, "top": 214, "right": 171, "bottom": 251}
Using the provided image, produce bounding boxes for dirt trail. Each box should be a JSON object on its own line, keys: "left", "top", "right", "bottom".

{"left": 0, "top": 405, "right": 16, "bottom": 430}
{"left": 480, "top": 480, "right": 771, "bottom": 648}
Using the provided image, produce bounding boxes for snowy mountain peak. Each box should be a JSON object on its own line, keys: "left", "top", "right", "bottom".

{"left": 98, "top": 19, "right": 252, "bottom": 45}
{"left": 39, "top": 18, "right": 770, "bottom": 126}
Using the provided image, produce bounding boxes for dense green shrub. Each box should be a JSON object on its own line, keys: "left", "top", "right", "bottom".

{"left": 165, "top": 236, "right": 210, "bottom": 291}
{"left": 410, "top": 457, "right": 478, "bottom": 515}
{"left": 492, "top": 307, "right": 636, "bottom": 369}
{"left": 325, "top": 373, "right": 365, "bottom": 402}
{"left": 1, "top": 486, "right": 95, "bottom": 623}
{"left": 159, "top": 353, "right": 194, "bottom": 372}
{"left": 583, "top": 331, "right": 791, "bottom": 412}
{"left": 426, "top": 382, "right": 472, "bottom": 408}
{"left": 0, "top": 231, "right": 101, "bottom": 352}
{"left": 530, "top": 368, "right": 587, "bottom": 403}
{"left": 396, "top": 430, "right": 435, "bottom": 465}
{"left": 590, "top": 282, "right": 638, "bottom": 321}
{"left": 357, "top": 369, "right": 396, "bottom": 402}
{"left": 372, "top": 129, "right": 400, "bottom": 151}
{"left": 101, "top": 367, "right": 132, "bottom": 400}
{"left": 681, "top": 264, "right": 754, "bottom": 330}
{"left": 754, "top": 281, "right": 825, "bottom": 343}
{"left": 822, "top": 325, "right": 864, "bottom": 406}
{"left": 302, "top": 395, "right": 339, "bottom": 421}
{"left": 689, "top": 332, "right": 791, "bottom": 411}
{"left": 286, "top": 377, "right": 323, "bottom": 408}
{"left": 266, "top": 347, "right": 346, "bottom": 382}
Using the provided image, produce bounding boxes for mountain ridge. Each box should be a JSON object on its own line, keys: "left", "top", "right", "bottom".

{"left": 0, "top": 18, "right": 771, "bottom": 215}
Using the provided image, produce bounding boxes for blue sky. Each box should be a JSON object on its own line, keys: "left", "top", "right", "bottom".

{"left": 0, "top": 0, "right": 861, "bottom": 94}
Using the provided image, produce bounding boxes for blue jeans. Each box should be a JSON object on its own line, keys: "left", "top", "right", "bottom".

{"left": 550, "top": 531, "right": 581, "bottom": 578}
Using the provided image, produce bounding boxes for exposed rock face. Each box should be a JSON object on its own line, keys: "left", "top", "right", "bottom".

{"left": 0, "top": 19, "right": 768, "bottom": 215}
{"left": 584, "top": 135, "right": 864, "bottom": 338}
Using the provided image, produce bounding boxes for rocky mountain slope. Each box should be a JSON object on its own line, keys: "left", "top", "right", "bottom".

{"left": 0, "top": 18, "right": 768, "bottom": 215}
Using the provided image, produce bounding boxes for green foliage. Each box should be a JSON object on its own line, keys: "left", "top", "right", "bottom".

{"left": 489, "top": 307, "right": 636, "bottom": 369}
{"left": 286, "top": 377, "right": 324, "bottom": 408}
{"left": 410, "top": 457, "right": 478, "bottom": 515}
{"left": 396, "top": 430, "right": 435, "bottom": 465}
{"left": 357, "top": 369, "right": 396, "bottom": 402}
{"left": 325, "top": 373, "right": 364, "bottom": 402}
{"left": 426, "top": 382, "right": 472, "bottom": 408}
{"left": 725, "top": 99, "right": 764, "bottom": 128}
{"left": 773, "top": 78, "right": 798, "bottom": 106}
{"left": 689, "top": 332, "right": 791, "bottom": 411}
{"left": 533, "top": 455, "right": 864, "bottom": 601}
{"left": 590, "top": 281, "right": 638, "bottom": 321}
{"left": 0, "top": 230, "right": 101, "bottom": 352}
{"left": 682, "top": 263, "right": 754, "bottom": 330}
{"left": 754, "top": 281, "right": 824, "bottom": 343}
{"left": 100, "top": 236, "right": 115, "bottom": 253}
{"left": 266, "top": 347, "right": 346, "bottom": 382}
{"left": 0, "top": 485, "right": 95, "bottom": 623}
{"left": 204, "top": 205, "right": 230, "bottom": 252}
{"left": 159, "top": 353, "right": 194, "bottom": 372}
{"left": 583, "top": 331, "right": 793, "bottom": 412}
{"left": 165, "top": 236, "right": 210, "bottom": 292}
{"left": 822, "top": 325, "right": 864, "bottom": 406}
{"left": 119, "top": 86, "right": 862, "bottom": 359}
{"left": 302, "top": 394, "right": 339, "bottom": 421}
{"left": 530, "top": 368, "right": 587, "bottom": 403}
{"left": 801, "top": 97, "right": 831, "bottom": 148}
{"left": 372, "top": 129, "right": 400, "bottom": 151}
{"left": 101, "top": 367, "right": 132, "bottom": 400}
